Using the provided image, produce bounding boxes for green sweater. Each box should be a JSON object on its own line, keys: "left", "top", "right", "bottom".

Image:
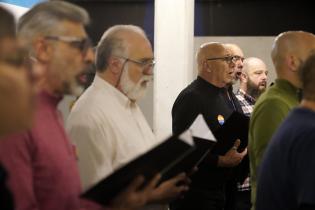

{"left": 249, "top": 79, "right": 300, "bottom": 210}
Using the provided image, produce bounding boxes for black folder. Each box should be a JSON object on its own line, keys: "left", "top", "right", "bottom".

{"left": 213, "top": 111, "right": 250, "bottom": 154}
{"left": 160, "top": 136, "right": 216, "bottom": 182}
{"left": 161, "top": 114, "right": 217, "bottom": 182}
{"left": 81, "top": 132, "right": 196, "bottom": 206}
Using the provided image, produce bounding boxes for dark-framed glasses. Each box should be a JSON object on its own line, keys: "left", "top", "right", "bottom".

{"left": 207, "top": 55, "right": 244, "bottom": 64}
{"left": 116, "top": 56, "right": 156, "bottom": 70}
{"left": 44, "top": 35, "right": 92, "bottom": 55}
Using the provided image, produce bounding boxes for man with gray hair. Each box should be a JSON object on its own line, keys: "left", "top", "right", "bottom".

{"left": 67, "top": 24, "right": 190, "bottom": 210}
{"left": 0, "top": 2, "right": 159, "bottom": 210}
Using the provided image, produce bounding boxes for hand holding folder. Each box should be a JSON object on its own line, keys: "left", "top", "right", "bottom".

{"left": 82, "top": 130, "right": 196, "bottom": 206}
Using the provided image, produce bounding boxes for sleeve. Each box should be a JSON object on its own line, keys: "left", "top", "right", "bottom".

{"left": 172, "top": 92, "right": 219, "bottom": 166}
{"left": 249, "top": 98, "right": 291, "bottom": 170}
{"left": 67, "top": 115, "right": 115, "bottom": 192}
{"left": 293, "top": 131, "right": 315, "bottom": 208}
{"left": 0, "top": 132, "right": 39, "bottom": 210}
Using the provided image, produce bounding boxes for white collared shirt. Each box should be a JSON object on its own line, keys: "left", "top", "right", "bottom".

{"left": 67, "top": 75, "right": 159, "bottom": 192}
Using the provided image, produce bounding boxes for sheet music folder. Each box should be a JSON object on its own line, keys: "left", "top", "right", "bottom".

{"left": 161, "top": 114, "right": 217, "bottom": 181}
{"left": 213, "top": 111, "right": 250, "bottom": 153}
{"left": 81, "top": 130, "right": 195, "bottom": 206}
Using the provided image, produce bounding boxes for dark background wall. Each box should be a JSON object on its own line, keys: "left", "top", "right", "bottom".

{"left": 68, "top": 0, "right": 314, "bottom": 42}
{"left": 195, "top": 0, "right": 315, "bottom": 36}
{"left": 68, "top": 0, "right": 154, "bottom": 46}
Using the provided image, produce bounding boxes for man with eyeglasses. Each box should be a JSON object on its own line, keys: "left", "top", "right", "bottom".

{"left": 67, "top": 25, "right": 190, "bottom": 210}
{"left": 0, "top": 3, "right": 163, "bottom": 210}
{"left": 171, "top": 42, "right": 247, "bottom": 210}
{"left": 223, "top": 43, "right": 252, "bottom": 210}
{"left": 249, "top": 31, "right": 315, "bottom": 210}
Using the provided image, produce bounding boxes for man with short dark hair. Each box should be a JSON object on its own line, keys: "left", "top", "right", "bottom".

{"left": 256, "top": 53, "right": 315, "bottom": 210}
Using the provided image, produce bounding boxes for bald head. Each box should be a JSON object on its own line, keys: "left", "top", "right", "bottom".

{"left": 240, "top": 57, "right": 268, "bottom": 98}
{"left": 196, "top": 42, "right": 235, "bottom": 87}
{"left": 243, "top": 57, "right": 267, "bottom": 75}
{"left": 224, "top": 43, "right": 244, "bottom": 58}
{"left": 197, "top": 42, "right": 226, "bottom": 72}
{"left": 271, "top": 31, "right": 315, "bottom": 73}
{"left": 224, "top": 43, "right": 244, "bottom": 83}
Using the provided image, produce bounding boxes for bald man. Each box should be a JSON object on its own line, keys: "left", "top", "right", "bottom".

{"left": 249, "top": 31, "right": 315, "bottom": 210}
{"left": 171, "top": 42, "right": 247, "bottom": 210}
{"left": 237, "top": 57, "right": 268, "bottom": 116}
{"left": 225, "top": 43, "right": 245, "bottom": 85}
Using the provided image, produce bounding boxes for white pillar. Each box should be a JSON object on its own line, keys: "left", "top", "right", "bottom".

{"left": 154, "top": 0, "right": 195, "bottom": 140}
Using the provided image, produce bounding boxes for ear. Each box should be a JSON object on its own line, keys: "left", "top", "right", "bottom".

{"left": 108, "top": 56, "right": 123, "bottom": 75}
{"left": 203, "top": 60, "right": 211, "bottom": 72}
{"left": 240, "top": 72, "right": 248, "bottom": 83}
{"left": 287, "top": 55, "right": 300, "bottom": 72}
{"left": 34, "top": 37, "right": 52, "bottom": 63}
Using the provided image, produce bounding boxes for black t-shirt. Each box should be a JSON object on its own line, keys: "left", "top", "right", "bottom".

{"left": 172, "top": 77, "right": 243, "bottom": 189}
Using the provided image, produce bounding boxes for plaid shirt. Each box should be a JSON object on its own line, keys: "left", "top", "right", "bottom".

{"left": 235, "top": 89, "right": 256, "bottom": 191}
{"left": 235, "top": 89, "right": 256, "bottom": 117}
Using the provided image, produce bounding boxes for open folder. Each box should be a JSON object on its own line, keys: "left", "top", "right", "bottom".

{"left": 81, "top": 130, "right": 196, "bottom": 206}
{"left": 161, "top": 114, "right": 217, "bottom": 182}
{"left": 81, "top": 114, "right": 217, "bottom": 206}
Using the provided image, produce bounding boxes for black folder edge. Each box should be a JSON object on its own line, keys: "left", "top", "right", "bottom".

{"left": 81, "top": 131, "right": 196, "bottom": 206}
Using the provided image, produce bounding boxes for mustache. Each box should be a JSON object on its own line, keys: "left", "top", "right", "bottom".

{"left": 259, "top": 81, "right": 267, "bottom": 86}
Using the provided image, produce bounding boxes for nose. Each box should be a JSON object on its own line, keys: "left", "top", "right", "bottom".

{"left": 143, "top": 63, "right": 154, "bottom": 75}
{"left": 262, "top": 72, "right": 268, "bottom": 80}
{"left": 84, "top": 47, "right": 95, "bottom": 64}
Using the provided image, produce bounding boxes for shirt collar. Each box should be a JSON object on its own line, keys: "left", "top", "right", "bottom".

{"left": 93, "top": 74, "right": 133, "bottom": 108}
{"left": 237, "top": 89, "right": 256, "bottom": 104}
{"left": 274, "top": 79, "right": 301, "bottom": 100}
{"left": 38, "top": 91, "right": 63, "bottom": 108}
{"left": 196, "top": 76, "right": 224, "bottom": 92}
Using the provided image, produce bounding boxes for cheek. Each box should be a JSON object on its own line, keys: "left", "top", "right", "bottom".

{"left": 128, "top": 67, "right": 142, "bottom": 83}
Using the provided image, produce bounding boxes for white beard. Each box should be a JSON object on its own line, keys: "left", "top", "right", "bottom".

{"left": 120, "top": 65, "right": 152, "bottom": 101}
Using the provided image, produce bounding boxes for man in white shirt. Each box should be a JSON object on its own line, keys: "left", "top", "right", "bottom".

{"left": 67, "top": 25, "right": 189, "bottom": 209}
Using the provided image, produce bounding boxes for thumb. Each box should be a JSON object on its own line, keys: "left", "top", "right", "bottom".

{"left": 233, "top": 139, "right": 241, "bottom": 149}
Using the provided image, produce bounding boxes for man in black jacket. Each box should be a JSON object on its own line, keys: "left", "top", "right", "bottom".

{"left": 171, "top": 42, "right": 247, "bottom": 210}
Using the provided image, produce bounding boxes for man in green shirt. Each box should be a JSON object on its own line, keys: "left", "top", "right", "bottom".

{"left": 249, "top": 31, "right": 315, "bottom": 210}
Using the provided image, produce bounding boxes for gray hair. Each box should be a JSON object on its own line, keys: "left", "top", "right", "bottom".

{"left": 95, "top": 25, "right": 147, "bottom": 72}
{"left": 17, "top": 1, "right": 90, "bottom": 50}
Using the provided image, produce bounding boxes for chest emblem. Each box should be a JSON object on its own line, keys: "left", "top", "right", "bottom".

{"left": 217, "top": 115, "right": 225, "bottom": 125}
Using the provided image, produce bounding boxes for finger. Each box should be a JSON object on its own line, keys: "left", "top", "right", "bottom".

{"left": 126, "top": 175, "right": 145, "bottom": 193}
{"left": 143, "top": 173, "right": 161, "bottom": 191}
{"left": 240, "top": 147, "right": 248, "bottom": 156}
{"left": 232, "top": 139, "right": 241, "bottom": 150}
{"left": 171, "top": 173, "right": 187, "bottom": 183}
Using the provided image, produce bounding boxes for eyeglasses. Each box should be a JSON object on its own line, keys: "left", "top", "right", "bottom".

{"left": 207, "top": 55, "right": 244, "bottom": 64}
{"left": 116, "top": 56, "right": 156, "bottom": 71}
{"left": 45, "top": 35, "right": 92, "bottom": 55}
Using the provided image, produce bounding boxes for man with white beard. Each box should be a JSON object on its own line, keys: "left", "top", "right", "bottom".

{"left": 67, "top": 25, "right": 189, "bottom": 210}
